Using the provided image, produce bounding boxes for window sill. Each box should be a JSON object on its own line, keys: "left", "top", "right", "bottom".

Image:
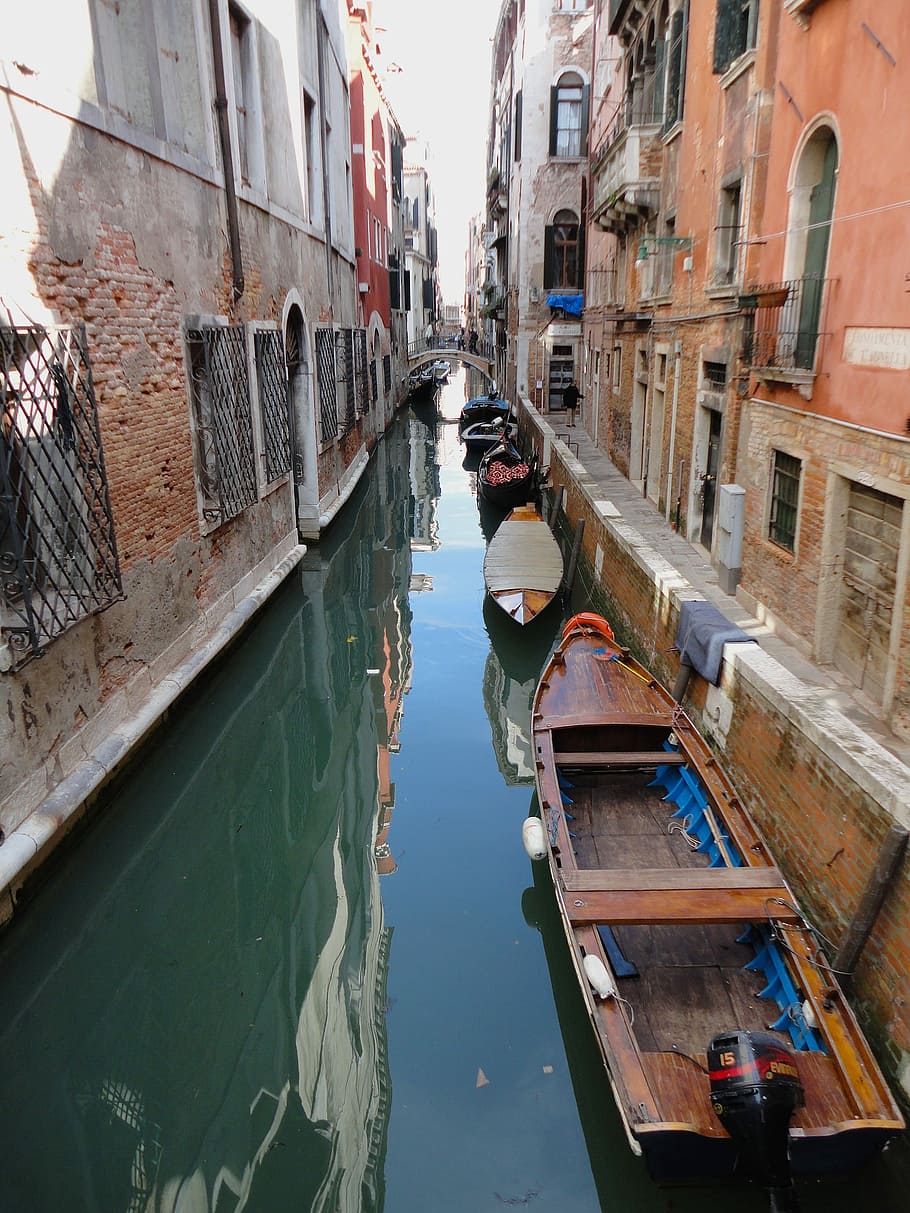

{"left": 705, "top": 282, "right": 740, "bottom": 300}
{"left": 662, "top": 121, "right": 683, "bottom": 146}
{"left": 720, "top": 49, "right": 757, "bottom": 90}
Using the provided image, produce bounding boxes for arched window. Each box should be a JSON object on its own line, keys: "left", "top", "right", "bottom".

{"left": 549, "top": 72, "right": 589, "bottom": 158}
{"left": 786, "top": 126, "right": 838, "bottom": 370}
{"left": 544, "top": 209, "right": 581, "bottom": 290}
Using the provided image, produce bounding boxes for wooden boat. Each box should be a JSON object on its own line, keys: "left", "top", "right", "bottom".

{"left": 478, "top": 438, "right": 539, "bottom": 510}
{"left": 458, "top": 394, "right": 509, "bottom": 434}
{"left": 483, "top": 504, "right": 563, "bottom": 625}
{"left": 461, "top": 416, "right": 517, "bottom": 452}
{"left": 527, "top": 612, "right": 904, "bottom": 1196}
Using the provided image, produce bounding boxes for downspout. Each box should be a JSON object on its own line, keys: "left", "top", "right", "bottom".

{"left": 316, "top": 13, "right": 334, "bottom": 297}
{"left": 208, "top": 0, "right": 245, "bottom": 302}
{"left": 665, "top": 339, "right": 682, "bottom": 521}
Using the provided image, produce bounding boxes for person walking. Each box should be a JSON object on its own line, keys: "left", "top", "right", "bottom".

{"left": 563, "top": 379, "right": 582, "bottom": 427}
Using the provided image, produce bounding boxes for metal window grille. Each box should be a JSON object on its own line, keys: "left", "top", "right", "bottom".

{"left": 769, "top": 450, "right": 801, "bottom": 552}
{"left": 382, "top": 353, "right": 392, "bottom": 394}
{"left": 369, "top": 358, "right": 378, "bottom": 405}
{"left": 355, "top": 328, "right": 369, "bottom": 415}
{"left": 315, "top": 328, "right": 338, "bottom": 442}
{"left": 1, "top": 321, "right": 123, "bottom": 669}
{"left": 186, "top": 324, "right": 257, "bottom": 524}
{"left": 253, "top": 330, "right": 291, "bottom": 482}
{"left": 740, "top": 277, "right": 830, "bottom": 372}
{"left": 338, "top": 328, "right": 356, "bottom": 432}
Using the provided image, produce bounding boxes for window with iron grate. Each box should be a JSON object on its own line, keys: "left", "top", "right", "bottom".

{"left": 1, "top": 322, "right": 123, "bottom": 668}
{"left": 186, "top": 323, "right": 257, "bottom": 525}
{"left": 355, "top": 329, "right": 369, "bottom": 415}
{"left": 383, "top": 353, "right": 392, "bottom": 394}
{"left": 253, "top": 330, "right": 291, "bottom": 482}
{"left": 769, "top": 449, "right": 801, "bottom": 552}
{"left": 315, "top": 328, "right": 339, "bottom": 442}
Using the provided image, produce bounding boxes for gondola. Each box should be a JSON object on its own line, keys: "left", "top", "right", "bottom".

{"left": 524, "top": 612, "right": 904, "bottom": 1201}
{"left": 461, "top": 415, "right": 517, "bottom": 452}
{"left": 458, "top": 393, "right": 510, "bottom": 435}
{"left": 478, "top": 438, "right": 538, "bottom": 510}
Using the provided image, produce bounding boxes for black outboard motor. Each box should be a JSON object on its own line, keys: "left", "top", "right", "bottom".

{"left": 708, "top": 1030, "right": 804, "bottom": 1212}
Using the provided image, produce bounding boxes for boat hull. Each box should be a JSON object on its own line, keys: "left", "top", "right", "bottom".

{"left": 530, "top": 613, "right": 903, "bottom": 1185}
{"left": 478, "top": 440, "right": 537, "bottom": 510}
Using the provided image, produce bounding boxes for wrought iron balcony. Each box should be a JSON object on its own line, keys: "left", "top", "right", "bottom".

{"left": 739, "top": 276, "right": 831, "bottom": 377}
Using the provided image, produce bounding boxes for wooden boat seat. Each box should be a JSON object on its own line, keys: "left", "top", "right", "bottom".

{"left": 562, "top": 865, "right": 798, "bottom": 926}
{"left": 555, "top": 750, "right": 686, "bottom": 767}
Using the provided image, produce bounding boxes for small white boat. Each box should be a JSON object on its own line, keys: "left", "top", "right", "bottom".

{"left": 483, "top": 504, "right": 563, "bottom": 625}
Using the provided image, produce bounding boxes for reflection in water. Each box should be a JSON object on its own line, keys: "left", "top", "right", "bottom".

{"left": 481, "top": 594, "right": 561, "bottom": 786}
{"left": 0, "top": 430, "right": 416, "bottom": 1212}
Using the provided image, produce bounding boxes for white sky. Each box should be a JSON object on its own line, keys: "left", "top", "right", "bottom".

{"left": 372, "top": 0, "right": 501, "bottom": 303}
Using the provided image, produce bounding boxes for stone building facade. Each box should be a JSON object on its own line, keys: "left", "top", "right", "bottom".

{"left": 0, "top": 0, "right": 415, "bottom": 910}
{"left": 486, "top": 0, "right": 594, "bottom": 410}
{"left": 582, "top": 0, "right": 909, "bottom": 739}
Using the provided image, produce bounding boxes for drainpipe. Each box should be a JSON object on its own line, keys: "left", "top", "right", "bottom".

{"left": 665, "top": 339, "right": 683, "bottom": 521}
{"left": 316, "top": 13, "right": 334, "bottom": 297}
{"left": 208, "top": 0, "right": 245, "bottom": 302}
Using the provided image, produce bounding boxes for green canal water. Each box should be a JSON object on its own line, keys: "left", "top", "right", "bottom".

{"left": 0, "top": 372, "right": 907, "bottom": 1211}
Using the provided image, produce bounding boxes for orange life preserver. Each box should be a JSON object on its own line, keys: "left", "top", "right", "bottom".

{"left": 563, "top": 612, "right": 615, "bottom": 642}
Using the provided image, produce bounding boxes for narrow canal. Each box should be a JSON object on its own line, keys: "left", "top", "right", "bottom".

{"left": 0, "top": 370, "right": 907, "bottom": 1213}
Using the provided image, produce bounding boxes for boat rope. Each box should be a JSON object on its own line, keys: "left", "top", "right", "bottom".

{"left": 667, "top": 815, "right": 700, "bottom": 850}
{"left": 762, "top": 897, "right": 854, "bottom": 978}
{"left": 667, "top": 1046, "right": 709, "bottom": 1075}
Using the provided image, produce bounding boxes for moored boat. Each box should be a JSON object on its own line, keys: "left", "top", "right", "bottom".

{"left": 458, "top": 393, "right": 510, "bottom": 434}
{"left": 483, "top": 504, "right": 563, "bottom": 625}
{"left": 478, "top": 438, "right": 539, "bottom": 510}
{"left": 461, "top": 415, "right": 517, "bottom": 452}
{"left": 526, "top": 612, "right": 904, "bottom": 1197}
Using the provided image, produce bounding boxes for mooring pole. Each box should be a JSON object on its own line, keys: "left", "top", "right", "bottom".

{"left": 833, "top": 823, "right": 909, "bottom": 982}
{"left": 565, "top": 518, "right": 585, "bottom": 592}
{"left": 672, "top": 662, "right": 694, "bottom": 702}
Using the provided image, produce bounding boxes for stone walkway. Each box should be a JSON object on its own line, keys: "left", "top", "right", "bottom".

{"left": 548, "top": 418, "right": 910, "bottom": 768}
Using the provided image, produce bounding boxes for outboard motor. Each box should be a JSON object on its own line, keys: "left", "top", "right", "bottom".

{"left": 708, "top": 1030, "right": 804, "bottom": 1212}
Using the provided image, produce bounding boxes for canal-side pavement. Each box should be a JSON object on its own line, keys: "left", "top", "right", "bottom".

{"left": 537, "top": 408, "right": 910, "bottom": 770}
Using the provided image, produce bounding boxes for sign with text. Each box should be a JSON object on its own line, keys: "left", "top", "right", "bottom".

{"left": 843, "top": 327, "right": 910, "bottom": 370}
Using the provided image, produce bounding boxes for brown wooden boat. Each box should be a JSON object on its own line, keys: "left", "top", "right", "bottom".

{"left": 528, "top": 612, "right": 903, "bottom": 1193}
{"left": 483, "top": 504, "right": 563, "bottom": 625}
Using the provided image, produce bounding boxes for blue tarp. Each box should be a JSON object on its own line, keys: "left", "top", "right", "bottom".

{"left": 675, "top": 599, "right": 756, "bottom": 686}
{"left": 546, "top": 293, "right": 583, "bottom": 316}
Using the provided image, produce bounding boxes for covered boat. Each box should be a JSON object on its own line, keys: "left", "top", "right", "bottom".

{"left": 478, "top": 439, "right": 539, "bottom": 510}
{"left": 483, "top": 504, "right": 563, "bottom": 625}
{"left": 526, "top": 612, "right": 903, "bottom": 1198}
{"left": 461, "top": 415, "right": 517, "bottom": 452}
{"left": 458, "top": 393, "right": 509, "bottom": 434}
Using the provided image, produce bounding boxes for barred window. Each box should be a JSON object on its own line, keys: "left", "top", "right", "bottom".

{"left": 186, "top": 323, "right": 257, "bottom": 525}
{"left": 355, "top": 329, "right": 369, "bottom": 415}
{"left": 253, "top": 330, "right": 291, "bottom": 482}
{"left": 382, "top": 353, "right": 392, "bottom": 394}
{"left": 338, "top": 329, "right": 356, "bottom": 433}
{"left": 315, "top": 328, "right": 338, "bottom": 442}
{"left": 1, "top": 322, "right": 122, "bottom": 668}
{"left": 769, "top": 449, "right": 800, "bottom": 552}
{"left": 370, "top": 358, "right": 378, "bottom": 405}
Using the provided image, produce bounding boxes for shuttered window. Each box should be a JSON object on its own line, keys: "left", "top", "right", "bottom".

{"left": 713, "top": 0, "right": 759, "bottom": 74}
{"left": 544, "top": 210, "right": 581, "bottom": 290}
{"left": 549, "top": 73, "right": 589, "bottom": 158}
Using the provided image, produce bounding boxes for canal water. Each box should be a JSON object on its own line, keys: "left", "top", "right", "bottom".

{"left": 0, "top": 370, "right": 907, "bottom": 1212}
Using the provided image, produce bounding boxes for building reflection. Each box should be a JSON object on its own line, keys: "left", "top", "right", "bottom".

{"left": 0, "top": 420, "right": 417, "bottom": 1213}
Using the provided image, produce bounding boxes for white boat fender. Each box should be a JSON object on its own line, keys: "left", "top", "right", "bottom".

{"left": 521, "top": 817, "right": 547, "bottom": 861}
{"left": 583, "top": 953, "right": 617, "bottom": 1000}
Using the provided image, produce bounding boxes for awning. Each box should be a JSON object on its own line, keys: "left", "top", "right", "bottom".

{"left": 546, "top": 293, "right": 583, "bottom": 316}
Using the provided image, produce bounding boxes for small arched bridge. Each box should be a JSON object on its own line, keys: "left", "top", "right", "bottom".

{"left": 407, "top": 345, "right": 495, "bottom": 380}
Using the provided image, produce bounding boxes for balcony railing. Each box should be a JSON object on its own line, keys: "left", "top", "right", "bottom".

{"left": 740, "top": 276, "right": 831, "bottom": 374}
